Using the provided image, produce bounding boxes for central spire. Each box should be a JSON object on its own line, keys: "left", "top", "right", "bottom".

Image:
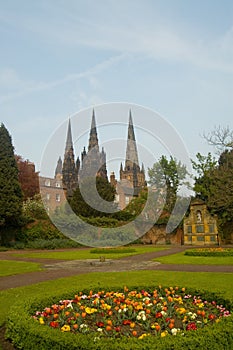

{"left": 88, "top": 109, "right": 99, "bottom": 152}
{"left": 125, "top": 110, "right": 139, "bottom": 170}
{"left": 65, "top": 118, "right": 73, "bottom": 153}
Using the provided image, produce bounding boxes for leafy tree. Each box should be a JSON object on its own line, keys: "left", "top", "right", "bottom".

{"left": 70, "top": 176, "right": 116, "bottom": 218}
{"left": 15, "top": 155, "right": 39, "bottom": 200}
{"left": 191, "top": 152, "right": 217, "bottom": 201}
{"left": 148, "top": 156, "right": 189, "bottom": 212}
{"left": 0, "top": 124, "right": 23, "bottom": 243}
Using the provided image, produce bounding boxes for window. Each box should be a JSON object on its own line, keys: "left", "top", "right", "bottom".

{"left": 45, "top": 179, "right": 50, "bottom": 187}
{"left": 196, "top": 225, "right": 204, "bottom": 233}
{"left": 125, "top": 196, "right": 130, "bottom": 205}
{"left": 56, "top": 182, "right": 61, "bottom": 188}
{"left": 197, "top": 236, "right": 204, "bottom": 241}
{"left": 209, "top": 224, "right": 214, "bottom": 233}
{"left": 46, "top": 193, "right": 50, "bottom": 200}
{"left": 187, "top": 225, "right": 192, "bottom": 234}
{"left": 56, "top": 194, "right": 61, "bottom": 202}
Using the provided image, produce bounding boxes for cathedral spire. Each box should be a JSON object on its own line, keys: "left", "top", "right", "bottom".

{"left": 65, "top": 118, "right": 73, "bottom": 153}
{"left": 62, "top": 118, "right": 78, "bottom": 196}
{"left": 55, "top": 156, "right": 62, "bottom": 178}
{"left": 88, "top": 109, "right": 99, "bottom": 152}
{"left": 125, "top": 110, "right": 139, "bottom": 171}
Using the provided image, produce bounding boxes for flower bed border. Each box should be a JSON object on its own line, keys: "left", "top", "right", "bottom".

{"left": 6, "top": 286, "right": 233, "bottom": 350}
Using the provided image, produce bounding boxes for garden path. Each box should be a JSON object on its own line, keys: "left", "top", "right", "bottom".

{"left": 1, "top": 246, "right": 233, "bottom": 291}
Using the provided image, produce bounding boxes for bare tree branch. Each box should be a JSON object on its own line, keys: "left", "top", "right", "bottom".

{"left": 202, "top": 125, "right": 233, "bottom": 154}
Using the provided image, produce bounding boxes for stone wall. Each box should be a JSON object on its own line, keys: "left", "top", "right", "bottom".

{"left": 141, "top": 225, "right": 182, "bottom": 245}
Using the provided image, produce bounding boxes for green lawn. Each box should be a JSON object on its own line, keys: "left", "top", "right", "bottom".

{"left": 153, "top": 251, "right": 233, "bottom": 265}
{"left": 0, "top": 260, "right": 42, "bottom": 277}
{"left": 12, "top": 246, "right": 167, "bottom": 260}
{"left": 0, "top": 270, "right": 232, "bottom": 327}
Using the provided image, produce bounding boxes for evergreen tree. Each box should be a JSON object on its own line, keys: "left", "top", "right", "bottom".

{"left": 0, "top": 124, "right": 23, "bottom": 243}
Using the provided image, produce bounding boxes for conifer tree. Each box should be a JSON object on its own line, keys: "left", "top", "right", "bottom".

{"left": 0, "top": 123, "right": 23, "bottom": 243}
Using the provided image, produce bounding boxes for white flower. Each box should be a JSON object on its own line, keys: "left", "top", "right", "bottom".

{"left": 67, "top": 301, "right": 73, "bottom": 309}
{"left": 161, "top": 311, "right": 167, "bottom": 317}
{"left": 118, "top": 309, "right": 122, "bottom": 313}
{"left": 136, "top": 315, "right": 141, "bottom": 320}
{"left": 142, "top": 315, "right": 146, "bottom": 321}
{"left": 80, "top": 324, "right": 88, "bottom": 329}
{"left": 123, "top": 308, "right": 127, "bottom": 312}
{"left": 97, "top": 328, "right": 103, "bottom": 332}
{"left": 171, "top": 328, "right": 180, "bottom": 336}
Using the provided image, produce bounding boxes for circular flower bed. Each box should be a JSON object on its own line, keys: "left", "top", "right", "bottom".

{"left": 33, "top": 286, "right": 231, "bottom": 339}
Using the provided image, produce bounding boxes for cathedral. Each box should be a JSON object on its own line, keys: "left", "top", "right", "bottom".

{"left": 40, "top": 110, "right": 146, "bottom": 211}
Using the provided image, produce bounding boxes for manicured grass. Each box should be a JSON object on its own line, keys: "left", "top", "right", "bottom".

{"left": 0, "top": 270, "right": 232, "bottom": 327}
{"left": 0, "top": 260, "right": 42, "bottom": 277}
{"left": 12, "top": 246, "right": 167, "bottom": 260}
{"left": 153, "top": 251, "right": 233, "bottom": 265}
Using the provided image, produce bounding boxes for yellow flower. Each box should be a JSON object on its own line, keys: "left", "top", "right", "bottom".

{"left": 61, "top": 325, "right": 71, "bottom": 332}
{"left": 177, "top": 307, "right": 186, "bottom": 314}
{"left": 161, "top": 331, "right": 168, "bottom": 337}
{"left": 138, "top": 333, "right": 149, "bottom": 339}
{"left": 39, "top": 317, "right": 44, "bottom": 325}
{"left": 85, "top": 307, "right": 97, "bottom": 314}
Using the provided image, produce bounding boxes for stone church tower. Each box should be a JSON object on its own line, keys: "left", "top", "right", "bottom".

{"left": 79, "top": 110, "right": 107, "bottom": 180}
{"left": 62, "top": 119, "right": 79, "bottom": 196}
{"left": 120, "top": 110, "right": 146, "bottom": 190}
{"left": 113, "top": 111, "right": 146, "bottom": 209}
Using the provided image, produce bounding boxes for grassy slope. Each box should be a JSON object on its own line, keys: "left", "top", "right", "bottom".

{"left": 0, "top": 260, "right": 42, "bottom": 277}
{"left": 0, "top": 270, "right": 232, "bottom": 326}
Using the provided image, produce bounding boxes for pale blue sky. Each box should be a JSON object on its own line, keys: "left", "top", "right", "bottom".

{"left": 1, "top": 0, "right": 233, "bottom": 177}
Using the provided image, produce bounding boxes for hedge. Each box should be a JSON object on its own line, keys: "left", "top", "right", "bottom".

{"left": 6, "top": 286, "right": 233, "bottom": 350}
{"left": 185, "top": 249, "right": 233, "bottom": 257}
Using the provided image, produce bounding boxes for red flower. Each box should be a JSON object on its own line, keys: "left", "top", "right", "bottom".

{"left": 49, "top": 321, "right": 59, "bottom": 328}
{"left": 155, "top": 312, "right": 162, "bottom": 319}
{"left": 122, "top": 320, "right": 131, "bottom": 325}
{"left": 115, "top": 326, "right": 121, "bottom": 332}
{"left": 208, "top": 314, "right": 216, "bottom": 320}
{"left": 186, "top": 322, "right": 197, "bottom": 331}
{"left": 96, "top": 322, "right": 104, "bottom": 327}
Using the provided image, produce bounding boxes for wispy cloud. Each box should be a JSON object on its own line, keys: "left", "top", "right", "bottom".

{"left": 0, "top": 53, "right": 127, "bottom": 104}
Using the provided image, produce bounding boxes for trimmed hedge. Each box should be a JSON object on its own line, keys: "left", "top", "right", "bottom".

{"left": 185, "top": 249, "right": 233, "bottom": 257}
{"left": 90, "top": 247, "right": 136, "bottom": 254}
{"left": 6, "top": 286, "right": 233, "bottom": 350}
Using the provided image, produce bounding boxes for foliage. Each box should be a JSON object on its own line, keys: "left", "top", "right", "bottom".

{"left": 90, "top": 247, "right": 136, "bottom": 254}
{"left": 23, "top": 195, "right": 49, "bottom": 220}
{"left": 6, "top": 286, "right": 233, "bottom": 350}
{"left": 148, "top": 156, "right": 189, "bottom": 213}
{"left": 191, "top": 152, "right": 217, "bottom": 202}
{"left": 184, "top": 248, "right": 233, "bottom": 257}
{"left": 0, "top": 124, "right": 23, "bottom": 243}
{"left": 70, "top": 177, "right": 117, "bottom": 218}
{"left": 15, "top": 155, "right": 39, "bottom": 200}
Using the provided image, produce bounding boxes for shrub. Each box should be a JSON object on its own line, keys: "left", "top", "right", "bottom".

{"left": 90, "top": 247, "right": 136, "bottom": 254}
{"left": 6, "top": 286, "right": 233, "bottom": 350}
{"left": 185, "top": 248, "right": 233, "bottom": 257}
